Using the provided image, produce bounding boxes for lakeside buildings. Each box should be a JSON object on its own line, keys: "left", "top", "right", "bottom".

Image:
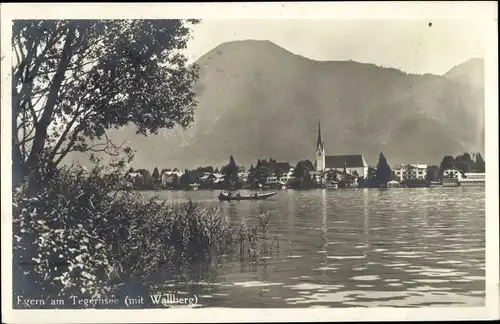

{"left": 130, "top": 120, "right": 483, "bottom": 189}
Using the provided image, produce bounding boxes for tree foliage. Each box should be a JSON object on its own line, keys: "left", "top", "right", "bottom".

{"left": 293, "top": 160, "right": 314, "bottom": 180}
{"left": 179, "top": 169, "right": 194, "bottom": 185}
{"left": 12, "top": 19, "right": 200, "bottom": 185}
{"left": 152, "top": 167, "right": 160, "bottom": 184}
{"left": 375, "top": 152, "right": 391, "bottom": 185}
{"left": 439, "top": 156, "right": 455, "bottom": 177}
{"left": 425, "top": 165, "right": 440, "bottom": 182}
{"left": 223, "top": 155, "right": 239, "bottom": 185}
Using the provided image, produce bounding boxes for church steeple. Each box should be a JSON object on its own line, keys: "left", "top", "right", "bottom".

{"left": 316, "top": 120, "right": 324, "bottom": 151}
{"left": 316, "top": 120, "right": 326, "bottom": 171}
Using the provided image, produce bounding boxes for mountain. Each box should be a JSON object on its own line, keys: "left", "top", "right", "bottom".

{"left": 67, "top": 40, "right": 485, "bottom": 170}
{"left": 444, "top": 58, "right": 484, "bottom": 89}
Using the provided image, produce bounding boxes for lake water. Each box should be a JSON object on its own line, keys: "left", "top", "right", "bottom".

{"left": 139, "top": 187, "right": 485, "bottom": 308}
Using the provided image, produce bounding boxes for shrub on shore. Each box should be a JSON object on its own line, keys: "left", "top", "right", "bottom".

{"left": 13, "top": 166, "right": 280, "bottom": 307}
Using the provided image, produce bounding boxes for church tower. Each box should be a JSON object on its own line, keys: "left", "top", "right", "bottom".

{"left": 316, "top": 120, "right": 326, "bottom": 171}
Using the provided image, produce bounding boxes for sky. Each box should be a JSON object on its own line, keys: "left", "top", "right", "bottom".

{"left": 184, "top": 19, "right": 485, "bottom": 75}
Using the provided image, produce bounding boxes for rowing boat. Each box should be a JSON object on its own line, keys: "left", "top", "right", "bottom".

{"left": 218, "top": 191, "right": 277, "bottom": 201}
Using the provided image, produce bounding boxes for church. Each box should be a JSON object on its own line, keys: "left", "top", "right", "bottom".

{"left": 315, "top": 121, "right": 369, "bottom": 178}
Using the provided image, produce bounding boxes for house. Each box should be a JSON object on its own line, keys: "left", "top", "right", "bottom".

{"left": 278, "top": 168, "right": 296, "bottom": 183}
{"left": 237, "top": 172, "right": 249, "bottom": 183}
{"left": 309, "top": 171, "right": 326, "bottom": 184}
{"left": 443, "top": 169, "right": 463, "bottom": 179}
{"left": 315, "top": 121, "right": 368, "bottom": 178}
{"left": 213, "top": 173, "right": 225, "bottom": 183}
{"left": 387, "top": 180, "right": 400, "bottom": 188}
{"left": 161, "top": 171, "right": 183, "bottom": 185}
{"left": 393, "top": 164, "right": 428, "bottom": 182}
{"left": 199, "top": 172, "right": 225, "bottom": 184}
{"left": 265, "top": 171, "right": 279, "bottom": 184}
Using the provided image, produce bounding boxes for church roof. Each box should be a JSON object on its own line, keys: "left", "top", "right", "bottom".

{"left": 325, "top": 155, "right": 367, "bottom": 168}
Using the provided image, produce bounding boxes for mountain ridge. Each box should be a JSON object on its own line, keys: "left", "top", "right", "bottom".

{"left": 66, "top": 40, "right": 485, "bottom": 170}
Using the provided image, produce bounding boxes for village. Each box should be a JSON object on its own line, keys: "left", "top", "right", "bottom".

{"left": 123, "top": 121, "right": 485, "bottom": 191}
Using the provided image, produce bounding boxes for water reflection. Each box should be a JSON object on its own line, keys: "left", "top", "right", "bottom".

{"left": 139, "top": 187, "right": 485, "bottom": 308}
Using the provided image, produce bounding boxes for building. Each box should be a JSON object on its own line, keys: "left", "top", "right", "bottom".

{"left": 459, "top": 172, "right": 485, "bottom": 187}
{"left": 161, "top": 171, "right": 183, "bottom": 184}
{"left": 199, "top": 173, "right": 225, "bottom": 184}
{"left": 309, "top": 171, "right": 326, "bottom": 184}
{"left": 315, "top": 121, "right": 369, "bottom": 178}
{"left": 443, "top": 169, "right": 463, "bottom": 179}
{"left": 387, "top": 180, "right": 400, "bottom": 188}
{"left": 441, "top": 169, "right": 462, "bottom": 187}
{"left": 237, "top": 172, "right": 249, "bottom": 183}
{"left": 265, "top": 173, "right": 279, "bottom": 184}
{"left": 276, "top": 168, "right": 295, "bottom": 184}
{"left": 393, "top": 164, "right": 428, "bottom": 182}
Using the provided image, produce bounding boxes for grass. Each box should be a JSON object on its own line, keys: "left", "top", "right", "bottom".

{"left": 12, "top": 167, "right": 284, "bottom": 308}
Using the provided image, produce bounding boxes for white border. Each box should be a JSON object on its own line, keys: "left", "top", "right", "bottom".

{"left": 1, "top": 2, "right": 498, "bottom": 323}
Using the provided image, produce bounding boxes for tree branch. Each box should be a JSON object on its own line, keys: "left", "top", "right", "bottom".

{"left": 26, "top": 25, "right": 77, "bottom": 172}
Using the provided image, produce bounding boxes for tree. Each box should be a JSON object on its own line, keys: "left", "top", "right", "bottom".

{"left": 474, "top": 152, "right": 485, "bottom": 172}
{"left": 134, "top": 168, "right": 153, "bottom": 189}
{"left": 293, "top": 160, "right": 313, "bottom": 181}
{"left": 455, "top": 161, "right": 471, "bottom": 173}
{"left": 375, "top": 152, "right": 392, "bottom": 185}
{"left": 224, "top": 155, "right": 238, "bottom": 185}
{"left": 439, "top": 156, "right": 455, "bottom": 178}
{"left": 152, "top": 167, "right": 160, "bottom": 184}
{"left": 196, "top": 165, "right": 214, "bottom": 173}
{"left": 274, "top": 169, "right": 283, "bottom": 181}
{"left": 179, "top": 169, "right": 194, "bottom": 185}
{"left": 425, "top": 165, "right": 439, "bottom": 182}
{"left": 367, "top": 167, "right": 377, "bottom": 180}
{"left": 12, "top": 19, "right": 200, "bottom": 186}
{"left": 128, "top": 167, "right": 134, "bottom": 173}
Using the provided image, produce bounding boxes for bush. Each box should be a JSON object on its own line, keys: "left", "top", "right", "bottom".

{"left": 13, "top": 167, "right": 117, "bottom": 300}
{"left": 13, "top": 165, "right": 280, "bottom": 307}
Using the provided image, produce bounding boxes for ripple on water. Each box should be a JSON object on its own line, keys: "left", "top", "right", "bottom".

{"left": 408, "top": 285, "right": 454, "bottom": 292}
{"left": 436, "top": 260, "right": 464, "bottom": 265}
{"left": 462, "top": 276, "right": 485, "bottom": 281}
{"left": 314, "top": 266, "right": 338, "bottom": 271}
{"left": 286, "top": 283, "right": 344, "bottom": 290}
{"left": 418, "top": 269, "right": 469, "bottom": 277}
{"left": 327, "top": 255, "right": 365, "bottom": 260}
{"left": 383, "top": 251, "right": 429, "bottom": 258}
{"left": 351, "top": 275, "right": 380, "bottom": 281}
{"left": 385, "top": 263, "right": 410, "bottom": 267}
{"left": 387, "top": 283, "right": 403, "bottom": 287}
{"left": 413, "top": 279, "right": 450, "bottom": 284}
{"left": 285, "top": 297, "right": 306, "bottom": 302}
{"left": 342, "top": 292, "right": 484, "bottom": 307}
{"left": 436, "top": 248, "right": 485, "bottom": 253}
{"left": 232, "top": 281, "right": 284, "bottom": 288}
